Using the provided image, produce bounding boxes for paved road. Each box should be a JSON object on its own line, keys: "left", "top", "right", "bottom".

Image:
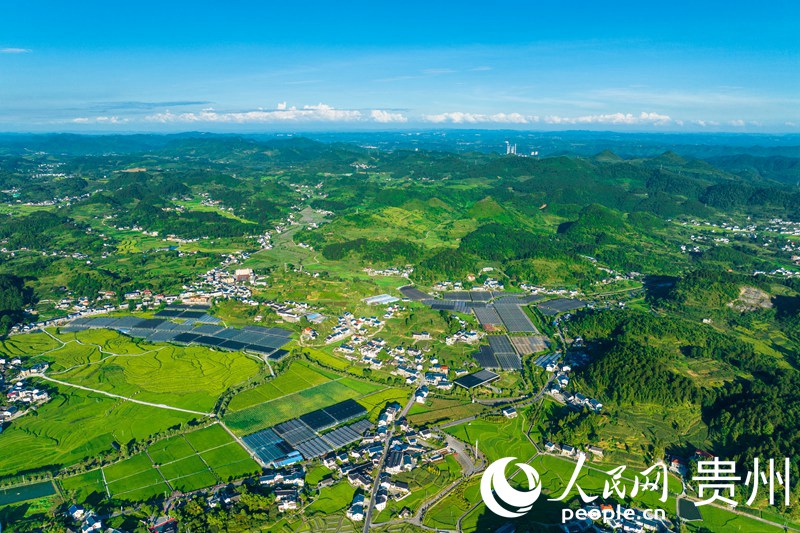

{"left": 438, "top": 415, "right": 477, "bottom": 429}
{"left": 39, "top": 375, "right": 215, "bottom": 417}
{"left": 362, "top": 392, "right": 416, "bottom": 532}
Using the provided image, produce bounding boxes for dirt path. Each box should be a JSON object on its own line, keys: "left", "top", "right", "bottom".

{"left": 38, "top": 375, "right": 215, "bottom": 417}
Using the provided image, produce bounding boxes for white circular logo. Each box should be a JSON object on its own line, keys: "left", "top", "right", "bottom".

{"left": 480, "top": 457, "right": 542, "bottom": 518}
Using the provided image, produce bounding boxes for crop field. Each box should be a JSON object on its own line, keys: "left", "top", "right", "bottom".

{"left": 101, "top": 424, "right": 258, "bottom": 501}
{"left": 444, "top": 415, "right": 537, "bottom": 463}
{"left": 226, "top": 362, "right": 336, "bottom": 412}
{"left": 354, "top": 388, "right": 410, "bottom": 421}
{"left": 225, "top": 379, "right": 381, "bottom": 434}
{"left": 59, "top": 469, "right": 107, "bottom": 504}
{"left": 224, "top": 362, "right": 391, "bottom": 434}
{"left": 42, "top": 330, "right": 261, "bottom": 412}
{"left": 303, "top": 347, "right": 353, "bottom": 370}
{"left": 0, "top": 384, "right": 193, "bottom": 479}
{"left": 593, "top": 403, "right": 709, "bottom": 468}
{"left": 423, "top": 477, "right": 482, "bottom": 530}
{"left": 0, "top": 331, "right": 62, "bottom": 358}
{"left": 407, "top": 397, "right": 485, "bottom": 426}
{"left": 282, "top": 515, "right": 358, "bottom": 533}
{"left": 375, "top": 455, "right": 461, "bottom": 520}
{"left": 304, "top": 480, "right": 357, "bottom": 517}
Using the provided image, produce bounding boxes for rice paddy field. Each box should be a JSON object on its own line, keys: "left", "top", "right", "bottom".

{"left": 33, "top": 328, "right": 263, "bottom": 413}
{"left": 0, "top": 327, "right": 266, "bottom": 482}
{"left": 223, "top": 361, "right": 397, "bottom": 435}
{"left": 444, "top": 415, "right": 538, "bottom": 463}
{"left": 0, "top": 384, "right": 193, "bottom": 478}
{"left": 89, "top": 424, "right": 259, "bottom": 501}
{"left": 407, "top": 397, "right": 485, "bottom": 426}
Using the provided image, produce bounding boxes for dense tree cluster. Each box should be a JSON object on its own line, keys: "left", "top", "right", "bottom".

{"left": 321, "top": 237, "right": 421, "bottom": 264}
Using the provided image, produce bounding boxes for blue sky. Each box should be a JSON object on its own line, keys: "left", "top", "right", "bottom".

{"left": 1, "top": 1, "right": 798, "bottom": 132}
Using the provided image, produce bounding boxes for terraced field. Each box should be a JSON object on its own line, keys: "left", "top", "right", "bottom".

{"left": 0, "top": 384, "right": 193, "bottom": 478}
{"left": 40, "top": 329, "right": 262, "bottom": 412}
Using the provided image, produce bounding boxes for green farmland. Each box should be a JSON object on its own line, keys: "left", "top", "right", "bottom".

{"left": 38, "top": 328, "right": 262, "bottom": 412}
{"left": 0, "top": 384, "right": 193, "bottom": 478}
{"left": 224, "top": 361, "right": 390, "bottom": 435}
{"left": 100, "top": 424, "right": 258, "bottom": 501}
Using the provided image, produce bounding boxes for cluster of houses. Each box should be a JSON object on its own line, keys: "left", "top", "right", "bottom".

{"left": 5, "top": 380, "right": 50, "bottom": 405}
{"left": 561, "top": 503, "right": 671, "bottom": 533}
{"left": 183, "top": 263, "right": 259, "bottom": 306}
{"left": 546, "top": 365, "right": 603, "bottom": 413}
{"left": 269, "top": 300, "right": 310, "bottom": 322}
{"left": 66, "top": 504, "right": 115, "bottom": 533}
{"left": 363, "top": 266, "right": 413, "bottom": 278}
{"left": 1, "top": 358, "right": 52, "bottom": 431}
{"left": 338, "top": 406, "right": 446, "bottom": 522}
{"left": 327, "top": 312, "right": 383, "bottom": 344}
{"left": 259, "top": 467, "right": 305, "bottom": 512}
{"left": 543, "top": 441, "right": 605, "bottom": 460}
{"left": 432, "top": 280, "right": 465, "bottom": 292}
{"left": 519, "top": 283, "right": 584, "bottom": 298}
{"left": 444, "top": 329, "right": 481, "bottom": 345}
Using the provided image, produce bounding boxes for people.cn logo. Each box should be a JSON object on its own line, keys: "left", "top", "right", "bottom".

{"left": 480, "top": 457, "right": 542, "bottom": 518}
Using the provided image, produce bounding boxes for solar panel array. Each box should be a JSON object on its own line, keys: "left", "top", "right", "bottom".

{"left": 488, "top": 335, "right": 515, "bottom": 355}
{"left": 294, "top": 437, "right": 334, "bottom": 459}
{"left": 268, "top": 349, "right": 289, "bottom": 361}
{"left": 486, "top": 335, "right": 523, "bottom": 370}
{"left": 322, "top": 419, "right": 373, "bottom": 448}
{"left": 469, "top": 335, "right": 526, "bottom": 371}
{"left": 432, "top": 300, "right": 469, "bottom": 313}
{"left": 529, "top": 336, "right": 550, "bottom": 352}
{"left": 533, "top": 352, "right": 561, "bottom": 369}
{"left": 324, "top": 399, "right": 368, "bottom": 423}
{"left": 473, "top": 306, "right": 503, "bottom": 326}
{"left": 244, "top": 326, "right": 293, "bottom": 338}
{"left": 454, "top": 369, "right": 500, "bottom": 389}
{"left": 65, "top": 315, "right": 292, "bottom": 357}
{"left": 537, "top": 298, "right": 588, "bottom": 316}
{"left": 473, "top": 345, "right": 500, "bottom": 369}
{"left": 470, "top": 292, "right": 493, "bottom": 302}
{"left": 497, "top": 304, "right": 538, "bottom": 333}
{"left": 241, "top": 428, "right": 296, "bottom": 464}
{"left": 300, "top": 409, "right": 338, "bottom": 431}
{"left": 274, "top": 419, "right": 318, "bottom": 446}
{"left": 240, "top": 402, "right": 373, "bottom": 463}
{"left": 494, "top": 295, "right": 526, "bottom": 305}
{"left": 496, "top": 352, "right": 522, "bottom": 370}
{"left": 444, "top": 291, "right": 473, "bottom": 301}
{"left": 399, "top": 286, "right": 433, "bottom": 301}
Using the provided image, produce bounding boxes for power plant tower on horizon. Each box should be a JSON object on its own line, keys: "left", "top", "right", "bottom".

{"left": 505, "top": 140, "right": 517, "bottom": 155}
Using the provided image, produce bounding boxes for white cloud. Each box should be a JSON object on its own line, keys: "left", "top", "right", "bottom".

{"left": 70, "top": 116, "right": 128, "bottom": 124}
{"left": 0, "top": 47, "right": 31, "bottom": 54}
{"left": 728, "top": 119, "right": 746, "bottom": 127}
{"left": 370, "top": 110, "right": 408, "bottom": 123}
{"left": 544, "top": 111, "right": 672, "bottom": 126}
{"left": 422, "top": 68, "right": 456, "bottom": 75}
{"left": 146, "top": 103, "right": 363, "bottom": 123}
{"left": 786, "top": 121, "right": 798, "bottom": 127}
{"left": 692, "top": 119, "right": 720, "bottom": 127}
{"left": 423, "top": 112, "right": 536, "bottom": 124}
